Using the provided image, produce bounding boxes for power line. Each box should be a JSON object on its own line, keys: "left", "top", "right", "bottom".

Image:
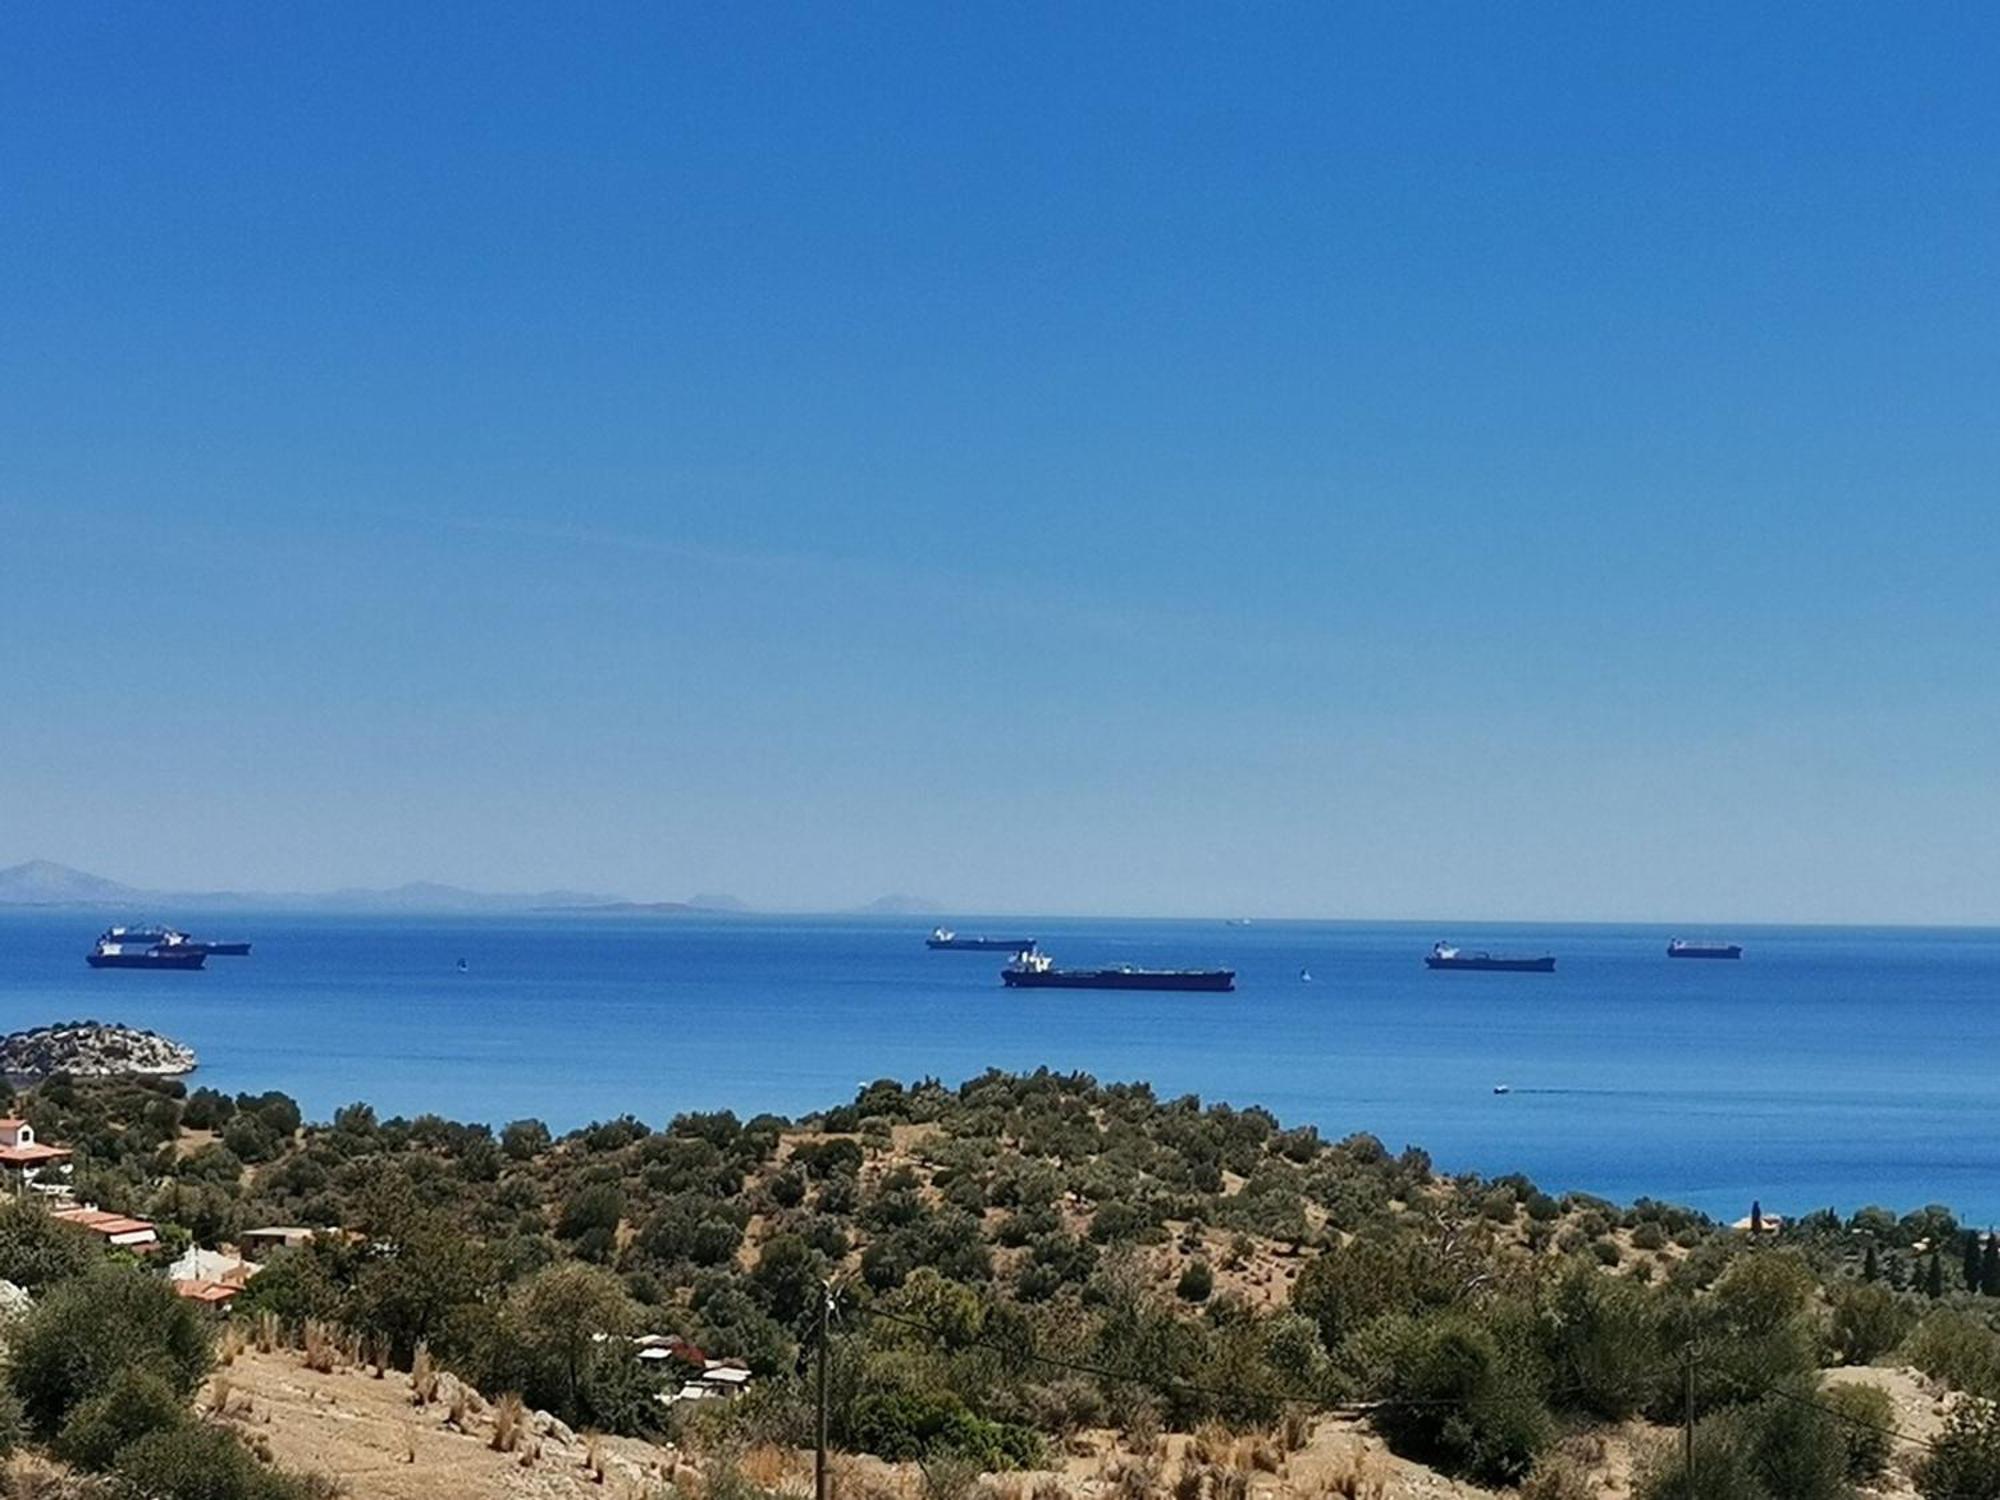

{"left": 1749, "top": 1374, "right": 1946, "bottom": 1455}
{"left": 856, "top": 1297, "right": 1588, "bottom": 1415}
{"left": 852, "top": 1291, "right": 1990, "bottom": 1494}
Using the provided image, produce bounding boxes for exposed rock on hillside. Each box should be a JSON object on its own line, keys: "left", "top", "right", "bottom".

{"left": 0, "top": 1021, "right": 197, "bottom": 1078}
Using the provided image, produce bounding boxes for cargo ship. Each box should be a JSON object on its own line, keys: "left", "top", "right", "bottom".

{"left": 86, "top": 941, "right": 206, "bottom": 971}
{"left": 1667, "top": 938, "right": 1742, "bottom": 960}
{"left": 928, "top": 928, "right": 1037, "bottom": 952}
{"left": 1001, "top": 950, "right": 1234, "bottom": 992}
{"left": 103, "top": 926, "right": 250, "bottom": 956}
{"left": 1424, "top": 942, "right": 1555, "bottom": 974}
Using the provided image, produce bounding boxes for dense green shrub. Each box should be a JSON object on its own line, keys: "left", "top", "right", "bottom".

{"left": 1633, "top": 1412, "right": 1766, "bottom": 1500}
{"left": 640, "top": 1192, "right": 747, "bottom": 1267}
{"left": 56, "top": 1366, "right": 186, "bottom": 1471}
{"left": 1675, "top": 1252, "right": 1821, "bottom": 1414}
{"left": 556, "top": 1181, "right": 625, "bottom": 1262}
{"left": 180, "top": 1087, "right": 235, "bottom": 1130}
{"left": 1350, "top": 1307, "right": 1553, "bottom": 1484}
{"left": 1088, "top": 1200, "right": 1150, "bottom": 1244}
{"left": 111, "top": 1422, "right": 315, "bottom": 1500}
{"left": 1829, "top": 1281, "right": 1916, "bottom": 1364}
{"left": 791, "top": 1138, "right": 863, "bottom": 1179}
{"left": 501, "top": 1118, "right": 552, "bottom": 1160}
{"left": 1176, "top": 1259, "right": 1214, "bottom": 1303}
{"left": 847, "top": 1389, "right": 1043, "bottom": 1469}
{"left": 1545, "top": 1263, "right": 1663, "bottom": 1419}
{"left": 1919, "top": 1396, "right": 2000, "bottom": 1498}
{"left": 0, "top": 1198, "right": 95, "bottom": 1289}
{"left": 1904, "top": 1307, "right": 2000, "bottom": 1396}
{"left": 1292, "top": 1237, "right": 1442, "bottom": 1353}
{"left": 1741, "top": 1381, "right": 1851, "bottom": 1500}
{"left": 8, "top": 1264, "right": 212, "bottom": 1436}
{"left": 1820, "top": 1381, "right": 1895, "bottom": 1482}
{"left": 0, "top": 1383, "right": 21, "bottom": 1459}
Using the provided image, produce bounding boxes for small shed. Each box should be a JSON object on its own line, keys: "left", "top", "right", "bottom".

{"left": 51, "top": 1206, "right": 158, "bottom": 1249}
{"left": 241, "top": 1226, "right": 320, "bottom": 1257}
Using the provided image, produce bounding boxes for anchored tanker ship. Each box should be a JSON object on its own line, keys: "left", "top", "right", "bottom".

{"left": 927, "top": 928, "right": 1038, "bottom": 951}
{"left": 1668, "top": 938, "right": 1743, "bottom": 960}
{"left": 1424, "top": 942, "right": 1556, "bottom": 973}
{"left": 1001, "top": 950, "right": 1235, "bottom": 992}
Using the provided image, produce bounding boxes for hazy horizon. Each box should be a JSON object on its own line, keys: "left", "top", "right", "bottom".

{"left": 7, "top": 854, "right": 2000, "bottom": 931}
{"left": 6, "top": 6, "right": 1998, "bottom": 926}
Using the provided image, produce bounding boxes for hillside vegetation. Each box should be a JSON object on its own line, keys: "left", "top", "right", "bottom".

{"left": 11, "top": 1068, "right": 2000, "bottom": 1498}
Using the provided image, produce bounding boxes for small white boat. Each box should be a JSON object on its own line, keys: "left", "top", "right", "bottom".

{"left": 1492, "top": 1084, "right": 1511, "bottom": 1095}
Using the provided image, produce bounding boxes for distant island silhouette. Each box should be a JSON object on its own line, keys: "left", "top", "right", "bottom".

{"left": 0, "top": 859, "right": 938, "bottom": 919}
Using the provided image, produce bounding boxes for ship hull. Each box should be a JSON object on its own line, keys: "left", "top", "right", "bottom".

{"left": 1425, "top": 955, "right": 1555, "bottom": 973}
{"left": 1002, "top": 968, "right": 1234, "bottom": 992}
{"left": 86, "top": 951, "right": 207, "bottom": 970}
{"left": 1668, "top": 945, "right": 1741, "bottom": 960}
{"left": 187, "top": 941, "right": 252, "bottom": 956}
{"left": 928, "top": 938, "right": 1036, "bottom": 951}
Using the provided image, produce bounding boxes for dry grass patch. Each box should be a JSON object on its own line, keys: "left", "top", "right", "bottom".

{"left": 491, "top": 1392, "right": 526, "bottom": 1453}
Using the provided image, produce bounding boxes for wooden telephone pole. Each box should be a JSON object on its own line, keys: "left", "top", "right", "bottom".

{"left": 815, "top": 1280, "right": 833, "bottom": 1500}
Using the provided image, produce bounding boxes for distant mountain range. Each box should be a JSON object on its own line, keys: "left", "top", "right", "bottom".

{"left": 0, "top": 859, "right": 932, "bottom": 918}
{"left": 0, "top": 859, "right": 624, "bottom": 914}
{"left": 544, "top": 897, "right": 753, "bottom": 917}
{"left": 852, "top": 892, "right": 944, "bottom": 915}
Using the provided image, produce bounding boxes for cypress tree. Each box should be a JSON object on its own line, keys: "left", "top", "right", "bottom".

{"left": 1968, "top": 1230, "right": 1985, "bottom": 1292}
{"left": 1981, "top": 1234, "right": 2000, "bottom": 1298}
{"left": 1929, "top": 1250, "right": 1946, "bottom": 1299}
{"left": 1864, "top": 1243, "right": 1880, "bottom": 1282}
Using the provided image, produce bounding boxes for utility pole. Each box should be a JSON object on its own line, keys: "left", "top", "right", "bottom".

{"left": 815, "top": 1280, "right": 832, "bottom": 1500}
{"left": 1682, "top": 1343, "right": 1696, "bottom": 1495}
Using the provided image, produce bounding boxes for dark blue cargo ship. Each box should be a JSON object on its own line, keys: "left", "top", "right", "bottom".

{"left": 1424, "top": 942, "right": 1556, "bottom": 973}
{"left": 928, "top": 928, "right": 1037, "bottom": 951}
{"left": 1002, "top": 951, "right": 1234, "bottom": 992}
{"left": 1668, "top": 938, "right": 1742, "bottom": 959}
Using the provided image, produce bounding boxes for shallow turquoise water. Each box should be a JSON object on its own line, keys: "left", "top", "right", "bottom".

{"left": 3, "top": 912, "right": 1996, "bottom": 1221}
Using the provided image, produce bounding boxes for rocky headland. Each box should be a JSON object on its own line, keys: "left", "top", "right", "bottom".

{"left": 0, "top": 1021, "right": 197, "bottom": 1079}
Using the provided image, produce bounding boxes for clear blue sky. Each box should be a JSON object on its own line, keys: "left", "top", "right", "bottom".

{"left": 4, "top": 5, "right": 1997, "bottom": 921}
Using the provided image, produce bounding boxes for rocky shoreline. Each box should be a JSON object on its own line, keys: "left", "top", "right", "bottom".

{"left": 0, "top": 1021, "right": 198, "bottom": 1079}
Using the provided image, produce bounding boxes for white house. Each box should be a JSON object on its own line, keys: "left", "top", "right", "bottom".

{"left": 0, "top": 1119, "right": 73, "bottom": 1199}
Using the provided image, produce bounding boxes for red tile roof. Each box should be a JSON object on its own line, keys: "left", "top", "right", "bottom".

{"left": 172, "top": 1280, "right": 243, "bottom": 1305}
{"left": 0, "top": 1144, "right": 71, "bottom": 1166}
{"left": 51, "top": 1206, "right": 157, "bottom": 1240}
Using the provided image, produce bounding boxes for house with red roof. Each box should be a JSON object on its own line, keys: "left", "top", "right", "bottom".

{"left": 50, "top": 1205, "right": 159, "bottom": 1250}
{"left": 0, "top": 1118, "right": 74, "bottom": 1201}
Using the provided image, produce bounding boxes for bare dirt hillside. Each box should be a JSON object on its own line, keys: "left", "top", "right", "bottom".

{"left": 209, "top": 1349, "right": 680, "bottom": 1500}
{"left": 209, "top": 1349, "right": 1942, "bottom": 1500}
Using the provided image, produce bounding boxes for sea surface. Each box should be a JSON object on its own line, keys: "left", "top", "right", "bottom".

{"left": 2, "top": 911, "right": 1996, "bottom": 1222}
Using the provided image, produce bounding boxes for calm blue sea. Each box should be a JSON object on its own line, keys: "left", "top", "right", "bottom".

{"left": 2, "top": 911, "right": 1995, "bottom": 1223}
